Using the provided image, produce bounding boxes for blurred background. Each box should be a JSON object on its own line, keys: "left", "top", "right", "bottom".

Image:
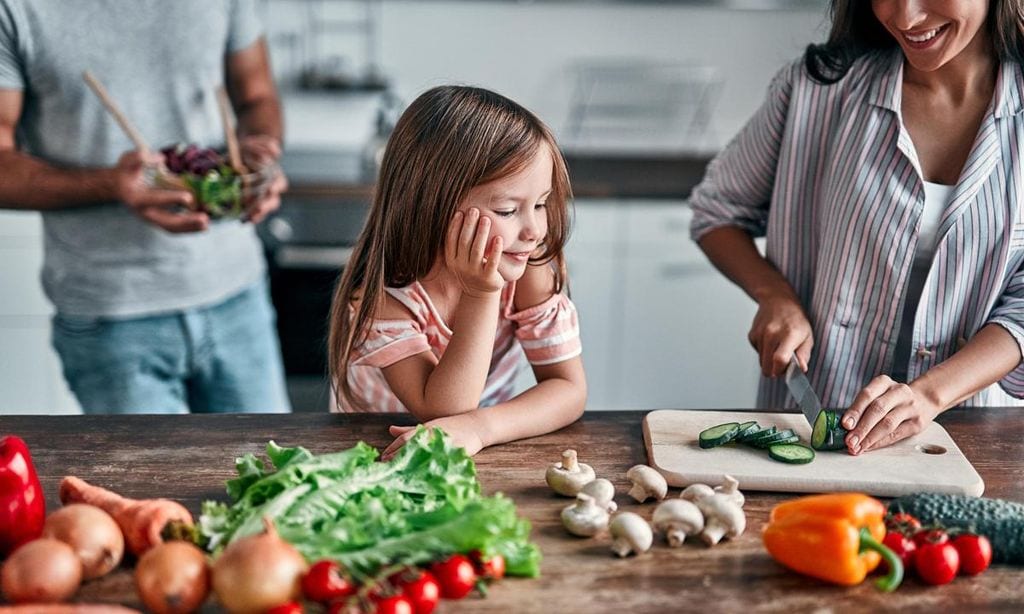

{"left": 0, "top": 0, "right": 828, "bottom": 414}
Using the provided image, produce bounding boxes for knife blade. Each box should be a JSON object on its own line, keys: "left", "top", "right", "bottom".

{"left": 784, "top": 354, "right": 822, "bottom": 426}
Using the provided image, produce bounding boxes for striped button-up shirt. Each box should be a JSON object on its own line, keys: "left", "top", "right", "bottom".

{"left": 689, "top": 50, "right": 1024, "bottom": 409}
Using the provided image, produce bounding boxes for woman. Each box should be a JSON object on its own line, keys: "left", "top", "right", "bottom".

{"left": 689, "top": 1, "right": 1024, "bottom": 454}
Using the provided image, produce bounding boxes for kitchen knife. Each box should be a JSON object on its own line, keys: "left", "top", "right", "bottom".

{"left": 784, "top": 354, "right": 822, "bottom": 426}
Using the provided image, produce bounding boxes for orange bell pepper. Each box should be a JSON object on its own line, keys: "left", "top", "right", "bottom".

{"left": 763, "top": 493, "right": 903, "bottom": 591}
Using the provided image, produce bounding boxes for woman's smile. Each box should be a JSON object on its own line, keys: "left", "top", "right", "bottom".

{"left": 901, "top": 23, "right": 949, "bottom": 50}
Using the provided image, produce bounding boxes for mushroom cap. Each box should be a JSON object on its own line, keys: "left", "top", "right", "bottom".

{"left": 546, "top": 459, "right": 596, "bottom": 497}
{"left": 652, "top": 499, "right": 704, "bottom": 534}
{"left": 625, "top": 465, "right": 667, "bottom": 502}
{"left": 680, "top": 483, "right": 715, "bottom": 502}
{"left": 609, "top": 512, "right": 653, "bottom": 556}
{"left": 697, "top": 494, "right": 747, "bottom": 538}
{"left": 580, "top": 478, "right": 617, "bottom": 512}
{"left": 561, "top": 493, "right": 609, "bottom": 537}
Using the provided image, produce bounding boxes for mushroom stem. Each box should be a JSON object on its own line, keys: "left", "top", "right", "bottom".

{"left": 561, "top": 450, "right": 578, "bottom": 472}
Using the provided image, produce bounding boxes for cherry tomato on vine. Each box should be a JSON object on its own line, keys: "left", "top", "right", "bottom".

{"left": 302, "top": 560, "right": 358, "bottom": 603}
{"left": 913, "top": 528, "right": 949, "bottom": 548}
{"left": 394, "top": 569, "right": 441, "bottom": 614}
{"left": 267, "top": 603, "right": 303, "bottom": 614}
{"left": 952, "top": 534, "right": 992, "bottom": 576}
{"left": 372, "top": 595, "right": 414, "bottom": 614}
{"left": 470, "top": 550, "right": 506, "bottom": 580}
{"left": 916, "top": 541, "right": 960, "bottom": 585}
{"left": 882, "top": 531, "right": 917, "bottom": 572}
{"left": 430, "top": 554, "right": 477, "bottom": 599}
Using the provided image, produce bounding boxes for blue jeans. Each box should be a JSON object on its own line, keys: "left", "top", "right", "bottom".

{"left": 52, "top": 279, "right": 292, "bottom": 414}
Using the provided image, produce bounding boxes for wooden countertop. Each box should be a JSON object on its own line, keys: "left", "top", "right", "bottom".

{"left": 2, "top": 408, "right": 1022, "bottom": 611}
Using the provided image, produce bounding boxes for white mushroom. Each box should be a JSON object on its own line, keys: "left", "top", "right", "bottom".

{"left": 680, "top": 483, "right": 715, "bottom": 502}
{"left": 545, "top": 450, "right": 596, "bottom": 497}
{"left": 713, "top": 475, "right": 745, "bottom": 508}
{"left": 609, "top": 512, "right": 653, "bottom": 557}
{"left": 625, "top": 465, "right": 667, "bottom": 503}
{"left": 580, "top": 478, "right": 617, "bottom": 513}
{"left": 561, "top": 493, "right": 610, "bottom": 537}
{"left": 652, "top": 499, "right": 704, "bottom": 547}
{"left": 696, "top": 494, "right": 746, "bottom": 546}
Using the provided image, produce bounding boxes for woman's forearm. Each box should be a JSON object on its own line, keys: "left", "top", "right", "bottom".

{"left": 419, "top": 292, "right": 501, "bottom": 417}
{"left": 697, "top": 226, "right": 797, "bottom": 303}
{"left": 911, "top": 324, "right": 1023, "bottom": 409}
{"left": 471, "top": 376, "right": 586, "bottom": 449}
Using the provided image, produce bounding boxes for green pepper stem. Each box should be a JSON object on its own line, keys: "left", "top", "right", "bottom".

{"left": 859, "top": 528, "right": 903, "bottom": 592}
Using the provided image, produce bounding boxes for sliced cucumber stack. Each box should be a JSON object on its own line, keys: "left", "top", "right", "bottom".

{"left": 768, "top": 442, "right": 816, "bottom": 464}
{"left": 698, "top": 420, "right": 816, "bottom": 464}
{"left": 698, "top": 422, "right": 741, "bottom": 448}
{"left": 811, "top": 409, "right": 848, "bottom": 451}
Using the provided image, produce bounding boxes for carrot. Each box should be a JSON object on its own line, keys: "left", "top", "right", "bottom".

{"left": 58, "top": 476, "right": 194, "bottom": 557}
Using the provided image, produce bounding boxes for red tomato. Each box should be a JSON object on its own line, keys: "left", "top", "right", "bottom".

{"left": 882, "top": 531, "right": 917, "bottom": 571}
{"left": 952, "top": 534, "right": 993, "bottom": 576}
{"left": 470, "top": 550, "right": 506, "bottom": 580}
{"left": 396, "top": 570, "right": 441, "bottom": 614}
{"left": 373, "top": 595, "right": 415, "bottom": 614}
{"left": 430, "top": 554, "right": 478, "bottom": 599}
{"left": 885, "top": 512, "right": 922, "bottom": 534}
{"left": 915, "top": 541, "right": 960, "bottom": 585}
{"left": 267, "top": 603, "right": 303, "bottom": 614}
{"left": 913, "top": 528, "right": 949, "bottom": 548}
{"left": 302, "top": 560, "right": 358, "bottom": 603}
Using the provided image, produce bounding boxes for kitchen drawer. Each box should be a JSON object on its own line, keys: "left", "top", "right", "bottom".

{"left": 0, "top": 211, "right": 42, "bottom": 238}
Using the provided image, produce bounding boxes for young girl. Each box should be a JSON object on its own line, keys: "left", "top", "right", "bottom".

{"left": 328, "top": 85, "right": 586, "bottom": 458}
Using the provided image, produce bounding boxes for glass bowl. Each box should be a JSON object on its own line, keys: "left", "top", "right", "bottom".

{"left": 148, "top": 158, "right": 279, "bottom": 220}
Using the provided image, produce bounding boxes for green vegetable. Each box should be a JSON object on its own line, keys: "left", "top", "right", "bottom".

{"left": 183, "top": 167, "right": 242, "bottom": 218}
{"left": 811, "top": 409, "right": 847, "bottom": 451}
{"left": 698, "top": 422, "right": 741, "bottom": 448}
{"left": 768, "top": 443, "right": 816, "bottom": 464}
{"left": 889, "top": 493, "right": 1024, "bottom": 564}
{"left": 199, "top": 428, "right": 540, "bottom": 577}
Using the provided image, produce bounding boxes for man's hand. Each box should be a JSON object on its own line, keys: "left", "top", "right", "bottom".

{"left": 114, "top": 150, "right": 209, "bottom": 233}
{"left": 240, "top": 134, "right": 287, "bottom": 224}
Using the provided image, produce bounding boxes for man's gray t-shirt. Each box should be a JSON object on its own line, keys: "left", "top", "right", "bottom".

{"left": 0, "top": 0, "right": 267, "bottom": 317}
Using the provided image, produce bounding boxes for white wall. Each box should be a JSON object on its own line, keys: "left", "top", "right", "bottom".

{"left": 269, "top": 1, "right": 828, "bottom": 149}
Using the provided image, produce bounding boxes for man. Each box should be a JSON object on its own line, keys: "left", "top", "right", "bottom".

{"left": 0, "top": 0, "right": 291, "bottom": 413}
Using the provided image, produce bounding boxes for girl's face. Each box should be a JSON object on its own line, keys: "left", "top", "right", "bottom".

{"left": 459, "top": 146, "right": 553, "bottom": 282}
{"left": 871, "top": 1, "right": 990, "bottom": 72}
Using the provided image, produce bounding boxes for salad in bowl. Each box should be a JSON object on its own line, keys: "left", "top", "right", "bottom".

{"left": 155, "top": 143, "right": 277, "bottom": 219}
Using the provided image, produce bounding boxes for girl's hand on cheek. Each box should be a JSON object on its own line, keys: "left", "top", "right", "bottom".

{"left": 841, "top": 375, "right": 941, "bottom": 455}
{"left": 381, "top": 415, "right": 485, "bottom": 461}
{"left": 446, "top": 209, "right": 504, "bottom": 297}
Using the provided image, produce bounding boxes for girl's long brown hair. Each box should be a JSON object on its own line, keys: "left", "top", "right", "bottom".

{"left": 328, "top": 85, "right": 573, "bottom": 410}
{"left": 805, "top": 0, "right": 1024, "bottom": 84}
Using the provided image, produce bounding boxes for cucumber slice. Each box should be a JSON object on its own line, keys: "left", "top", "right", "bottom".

{"left": 811, "top": 409, "right": 848, "bottom": 451}
{"left": 751, "top": 429, "right": 798, "bottom": 449}
{"left": 769, "top": 443, "right": 816, "bottom": 464}
{"left": 736, "top": 421, "right": 759, "bottom": 438}
{"left": 736, "top": 424, "right": 765, "bottom": 443}
{"left": 699, "top": 422, "right": 741, "bottom": 449}
{"left": 743, "top": 426, "right": 778, "bottom": 446}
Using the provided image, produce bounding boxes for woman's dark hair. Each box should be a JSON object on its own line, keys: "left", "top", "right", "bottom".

{"left": 805, "top": 0, "right": 1024, "bottom": 84}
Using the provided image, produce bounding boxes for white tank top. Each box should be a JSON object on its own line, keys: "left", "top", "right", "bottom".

{"left": 892, "top": 181, "right": 955, "bottom": 381}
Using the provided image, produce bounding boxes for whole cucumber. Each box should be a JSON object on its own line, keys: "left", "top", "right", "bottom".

{"left": 889, "top": 493, "right": 1024, "bottom": 564}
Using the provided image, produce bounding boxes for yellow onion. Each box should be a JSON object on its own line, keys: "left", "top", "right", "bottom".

{"left": 1, "top": 538, "right": 82, "bottom": 603}
{"left": 211, "top": 517, "right": 307, "bottom": 613}
{"left": 42, "top": 503, "right": 125, "bottom": 579}
{"left": 135, "top": 541, "right": 210, "bottom": 614}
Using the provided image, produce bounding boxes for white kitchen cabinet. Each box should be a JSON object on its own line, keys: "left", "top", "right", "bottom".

{"left": 0, "top": 211, "right": 81, "bottom": 415}
{"left": 567, "top": 200, "right": 760, "bottom": 410}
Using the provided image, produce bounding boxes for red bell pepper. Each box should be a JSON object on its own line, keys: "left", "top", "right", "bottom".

{"left": 0, "top": 435, "right": 46, "bottom": 557}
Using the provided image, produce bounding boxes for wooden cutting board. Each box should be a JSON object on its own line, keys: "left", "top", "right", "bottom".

{"left": 643, "top": 410, "right": 984, "bottom": 497}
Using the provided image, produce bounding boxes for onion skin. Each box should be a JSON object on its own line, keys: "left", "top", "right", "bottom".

{"left": 1, "top": 538, "right": 82, "bottom": 603}
{"left": 42, "top": 504, "right": 125, "bottom": 580}
{"left": 135, "top": 541, "right": 210, "bottom": 614}
{"left": 211, "top": 518, "right": 307, "bottom": 614}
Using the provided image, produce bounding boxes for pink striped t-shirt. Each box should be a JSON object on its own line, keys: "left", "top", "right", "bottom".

{"left": 337, "top": 280, "right": 582, "bottom": 413}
